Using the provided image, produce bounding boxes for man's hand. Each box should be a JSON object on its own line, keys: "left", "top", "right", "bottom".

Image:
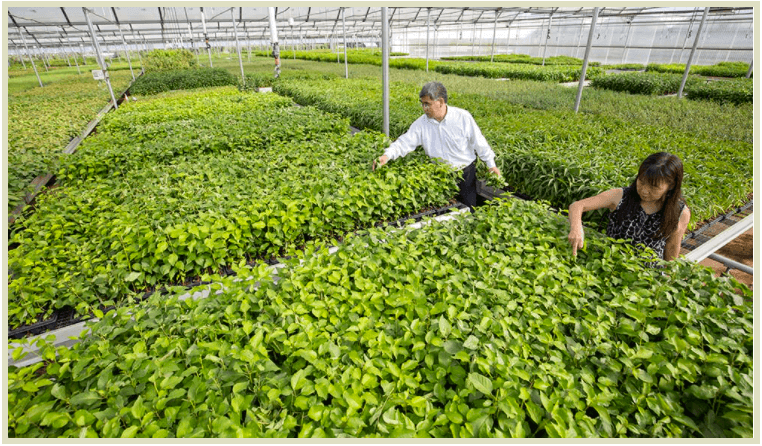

{"left": 373, "top": 155, "right": 390, "bottom": 171}
{"left": 489, "top": 166, "right": 501, "bottom": 177}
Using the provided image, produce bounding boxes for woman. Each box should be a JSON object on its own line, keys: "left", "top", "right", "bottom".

{"left": 567, "top": 152, "right": 691, "bottom": 263}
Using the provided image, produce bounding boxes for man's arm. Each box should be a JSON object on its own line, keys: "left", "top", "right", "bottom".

{"left": 375, "top": 119, "right": 422, "bottom": 169}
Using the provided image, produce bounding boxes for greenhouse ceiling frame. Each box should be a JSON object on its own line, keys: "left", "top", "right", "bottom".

{"left": 7, "top": 6, "right": 755, "bottom": 52}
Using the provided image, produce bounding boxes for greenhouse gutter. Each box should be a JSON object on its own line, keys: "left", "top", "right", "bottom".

{"left": 7, "top": 208, "right": 471, "bottom": 369}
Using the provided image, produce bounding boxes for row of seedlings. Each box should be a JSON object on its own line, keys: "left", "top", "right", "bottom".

{"left": 8, "top": 86, "right": 460, "bottom": 332}
{"left": 8, "top": 198, "right": 754, "bottom": 437}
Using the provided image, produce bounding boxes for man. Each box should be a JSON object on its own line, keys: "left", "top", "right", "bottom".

{"left": 373, "top": 81, "right": 501, "bottom": 210}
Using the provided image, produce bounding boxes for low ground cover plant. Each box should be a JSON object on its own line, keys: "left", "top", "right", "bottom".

{"left": 8, "top": 87, "right": 458, "bottom": 329}
{"left": 226, "top": 58, "right": 751, "bottom": 145}
{"left": 591, "top": 72, "right": 752, "bottom": 104}
{"left": 271, "top": 75, "right": 752, "bottom": 229}
{"left": 646, "top": 61, "right": 751, "bottom": 78}
{"left": 590, "top": 72, "right": 700, "bottom": 95}
{"left": 441, "top": 54, "right": 596, "bottom": 66}
{"left": 602, "top": 64, "right": 645, "bottom": 71}
{"left": 684, "top": 78, "right": 753, "bottom": 105}
{"left": 8, "top": 199, "right": 753, "bottom": 438}
{"left": 142, "top": 49, "right": 198, "bottom": 72}
{"left": 7, "top": 68, "right": 134, "bottom": 214}
{"left": 129, "top": 68, "right": 237, "bottom": 95}
{"left": 434, "top": 62, "right": 605, "bottom": 82}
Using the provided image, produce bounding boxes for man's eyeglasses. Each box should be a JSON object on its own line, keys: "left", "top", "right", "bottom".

{"left": 420, "top": 101, "right": 434, "bottom": 109}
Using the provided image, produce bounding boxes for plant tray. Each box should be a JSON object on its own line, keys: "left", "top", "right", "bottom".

{"left": 8, "top": 311, "right": 58, "bottom": 340}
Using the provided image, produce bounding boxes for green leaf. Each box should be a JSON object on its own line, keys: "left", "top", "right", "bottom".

{"left": 232, "top": 382, "right": 247, "bottom": 394}
{"left": 443, "top": 340, "right": 463, "bottom": 355}
{"left": 51, "top": 383, "right": 68, "bottom": 400}
{"left": 291, "top": 368, "right": 307, "bottom": 391}
{"left": 125, "top": 272, "right": 141, "bottom": 282}
{"left": 525, "top": 400, "right": 544, "bottom": 424}
{"left": 308, "top": 405, "right": 324, "bottom": 422}
{"left": 70, "top": 391, "right": 100, "bottom": 407}
{"left": 121, "top": 425, "right": 139, "bottom": 438}
{"left": 439, "top": 316, "right": 452, "bottom": 337}
{"left": 467, "top": 372, "right": 493, "bottom": 396}
{"left": 344, "top": 391, "right": 363, "bottom": 411}
{"left": 463, "top": 335, "right": 479, "bottom": 350}
{"left": 634, "top": 369, "right": 654, "bottom": 383}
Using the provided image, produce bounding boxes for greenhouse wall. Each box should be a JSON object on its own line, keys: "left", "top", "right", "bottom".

{"left": 394, "top": 15, "right": 753, "bottom": 65}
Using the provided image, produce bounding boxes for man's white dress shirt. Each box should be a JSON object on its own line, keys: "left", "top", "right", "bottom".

{"left": 383, "top": 105, "right": 497, "bottom": 170}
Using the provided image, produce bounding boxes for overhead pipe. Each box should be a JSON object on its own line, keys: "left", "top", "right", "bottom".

{"left": 381, "top": 7, "right": 390, "bottom": 137}
{"left": 268, "top": 7, "right": 280, "bottom": 78}
{"left": 200, "top": 7, "right": 213, "bottom": 67}
{"left": 574, "top": 7, "right": 599, "bottom": 113}
{"left": 677, "top": 7, "right": 709, "bottom": 99}
{"left": 83, "top": 7, "right": 118, "bottom": 110}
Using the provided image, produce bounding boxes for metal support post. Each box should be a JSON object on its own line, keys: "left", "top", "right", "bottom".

{"left": 621, "top": 20, "right": 633, "bottom": 64}
{"left": 679, "top": 9, "right": 699, "bottom": 63}
{"left": 575, "top": 16, "right": 585, "bottom": 59}
{"left": 342, "top": 7, "right": 348, "bottom": 78}
{"left": 645, "top": 26, "right": 658, "bottom": 66}
{"left": 38, "top": 46, "right": 49, "bottom": 72}
{"left": 746, "top": 60, "right": 753, "bottom": 78}
{"left": 382, "top": 7, "right": 390, "bottom": 137}
{"left": 118, "top": 25, "right": 135, "bottom": 80}
{"left": 17, "top": 39, "right": 27, "bottom": 69}
{"left": 231, "top": 8, "right": 245, "bottom": 81}
{"left": 425, "top": 8, "right": 431, "bottom": 71}
{"left": 574, "top": 7, "right": 599, "bottom": 113}
{"left": 677, "top": 7, "right": 709, "bottom": 99}
{"left": 18, "top": 28, "right": 42, "bottom": 87}
{"left": 71, "top": 46, "right": 81, "bottom": 74}
{"left": 268, "top": 7, "right": 280, "bottom": 78}
{"left": 471, "top": 22, "right": 477, "bottom": 57}
{"left": 200, "top": 7, "right": 213, "bottom": 67}
{"left": 490, "top": 10, "right": 498, "bottom": 62}
{"left": 83, "top": 7, "right": 118, "bottom": 109}
{"left": 542, "top": 14, "right": 554, "bottom": 66}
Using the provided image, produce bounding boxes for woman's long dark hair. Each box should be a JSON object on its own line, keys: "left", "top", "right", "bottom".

{"left": 616, "top": 152, "right": 685, "bottom": 239}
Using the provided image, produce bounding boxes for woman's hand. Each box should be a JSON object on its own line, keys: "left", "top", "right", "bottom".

{"left": 568, "top": 225, "right": 585, "bottom": 257}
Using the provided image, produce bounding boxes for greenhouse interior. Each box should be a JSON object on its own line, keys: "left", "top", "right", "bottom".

{"left": 4, "top": 5, "right": 757, "bottom": 439}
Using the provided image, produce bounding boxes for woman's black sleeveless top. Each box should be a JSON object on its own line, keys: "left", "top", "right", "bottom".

{"left": 606, "top": 186, "right": 683, "bottom": 262}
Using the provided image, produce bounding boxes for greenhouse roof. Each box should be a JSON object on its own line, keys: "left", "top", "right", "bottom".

{"left": 7, "top": 6, "right": 754, "bottom": 49}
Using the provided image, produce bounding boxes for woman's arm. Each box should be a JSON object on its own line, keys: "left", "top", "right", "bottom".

{"left": 567, "top": 188, "right": 623, "bottom": 256}
{"left": 663, "top": 206, "right": 691, "bottom": 261}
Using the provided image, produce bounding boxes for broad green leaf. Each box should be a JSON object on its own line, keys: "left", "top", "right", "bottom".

{"left": 467, "top": 372, "right": 493, "bottom": 396}
{"left": 70, "top": 391, "right": 100, "bottom": 407}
